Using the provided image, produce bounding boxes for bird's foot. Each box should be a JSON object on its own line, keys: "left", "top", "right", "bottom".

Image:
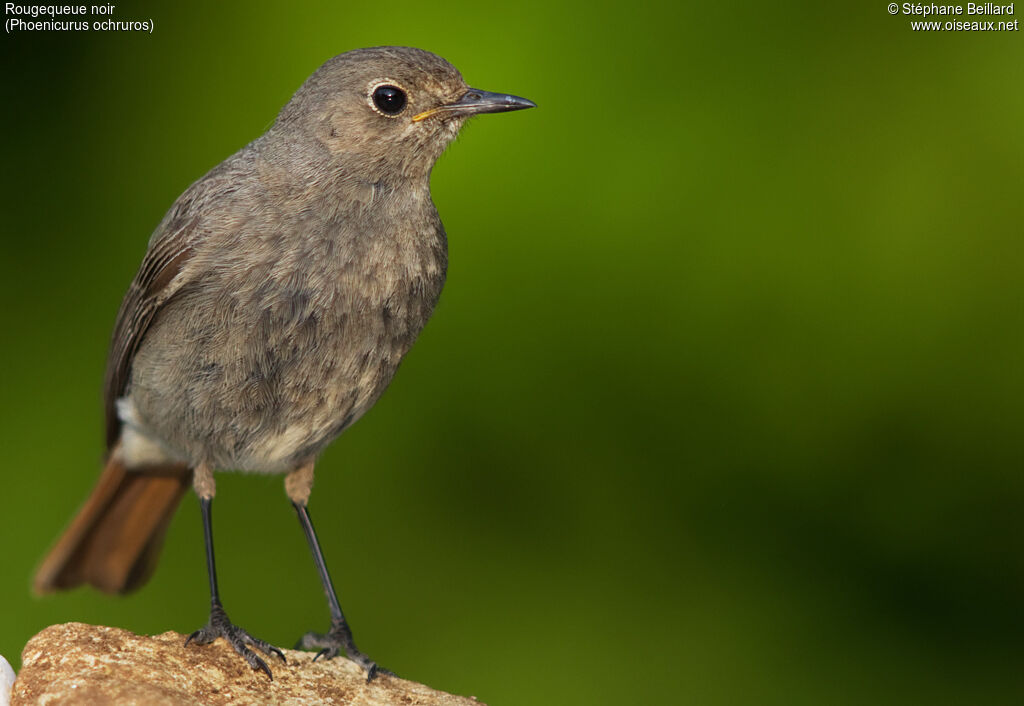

{"left": 295, "top": 619, "right": 390, "bottom": 682}
{"left": 185, "top": 601, "right": 286, "bottom": 680}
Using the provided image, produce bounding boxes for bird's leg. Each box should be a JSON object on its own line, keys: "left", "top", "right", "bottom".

{"left": 292, "top": 501, "right": 387, "bottom": 680}
{"left": 287, "top": 463, "right": 388, "bottom": 682}
{"left": 185, "top": 464, "right": 285, "bottom": 680}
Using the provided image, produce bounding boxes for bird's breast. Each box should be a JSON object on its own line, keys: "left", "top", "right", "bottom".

{"left": 231, "top": 201, "right": 449, "bottom": 465}
{"left": 127, "top": 191, "right": 448, "bottom": 473}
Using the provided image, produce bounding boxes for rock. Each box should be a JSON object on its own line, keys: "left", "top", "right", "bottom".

{"left": 12, "top": 623, "right": 482, "bottom": 706}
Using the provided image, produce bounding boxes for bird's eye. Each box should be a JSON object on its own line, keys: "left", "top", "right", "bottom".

{"left": 372, "top": 85, "right": 407, "bottom": 116}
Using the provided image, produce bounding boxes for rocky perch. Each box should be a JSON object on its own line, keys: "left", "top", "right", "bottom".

{"left": 11, "top": 623, "right": 482, "bottom": 705}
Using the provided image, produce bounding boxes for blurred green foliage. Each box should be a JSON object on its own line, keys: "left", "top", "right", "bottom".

{"left": 2, "top": 1, "right": 1023, "bottom": 703}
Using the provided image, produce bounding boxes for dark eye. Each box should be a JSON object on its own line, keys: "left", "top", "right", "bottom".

{"left": 372, "top": 85, "right": 407, "bottom": 115}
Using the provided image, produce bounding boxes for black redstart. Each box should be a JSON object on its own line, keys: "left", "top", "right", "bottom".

{"left": 34, "top": 46, "right": 534, "bottom": 680}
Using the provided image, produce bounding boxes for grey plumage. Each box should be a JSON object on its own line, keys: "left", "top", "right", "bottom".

{"left": 37, "top": 45, "right": 533, "bottom": 679}
{"left": 111, "top": 47, "right": 463, "bottom": 472}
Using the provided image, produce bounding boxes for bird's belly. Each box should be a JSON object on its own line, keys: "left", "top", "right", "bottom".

{"left": 126, "top": 270, "right": 440, "bottom": 474}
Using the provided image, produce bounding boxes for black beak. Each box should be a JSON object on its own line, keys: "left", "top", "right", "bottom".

{"left": 412, "top": 89, "right": 536, "bottom": 122}
{"left": 448, "top": 88, "right": 537, "bottom": 116}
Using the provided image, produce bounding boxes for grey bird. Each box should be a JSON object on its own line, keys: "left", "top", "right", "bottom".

{"left": 33, "top": 46, "right": 534, "bottom": 680}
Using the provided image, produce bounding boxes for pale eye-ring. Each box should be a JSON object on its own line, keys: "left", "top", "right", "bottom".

{"left": 371, "top": 84, "right": 407, "bottom": 116}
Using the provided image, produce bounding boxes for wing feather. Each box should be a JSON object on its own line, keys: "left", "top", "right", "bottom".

{"left": 102, "top": 211, "right": 200, "bottom": 451}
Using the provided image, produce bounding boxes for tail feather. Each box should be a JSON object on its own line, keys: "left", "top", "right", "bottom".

{"left": 34, "top": 445, "right": 192, "bottom": 595}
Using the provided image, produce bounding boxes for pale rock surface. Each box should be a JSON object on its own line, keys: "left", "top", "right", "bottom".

{"left": 12, "top": 623, "right": 483, "bottom": 706}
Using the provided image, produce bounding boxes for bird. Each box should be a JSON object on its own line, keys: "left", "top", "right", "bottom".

{"left": 33, "top": 46, "right": 535, "bottom": 681}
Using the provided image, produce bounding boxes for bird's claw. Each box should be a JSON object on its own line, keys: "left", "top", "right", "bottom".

{"left": 312, "top": 646, "right": 337, "bottom": 662}
{"left": 185, "top": 602, "right": 285, "bottom": 680}
{"left": 296, "top": 622, "right": 390, "bottom": 681}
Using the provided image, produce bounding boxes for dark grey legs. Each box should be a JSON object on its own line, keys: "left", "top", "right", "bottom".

{"left": 292, "top": 501, "right": 385, "bottom": 681}
{"left": 185, "top": 495, "right": 285, "bottom": 679}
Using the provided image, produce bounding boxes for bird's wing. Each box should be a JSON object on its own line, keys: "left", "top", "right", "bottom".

{"left": 103, "top": 206, "right": 201, "bottom": 452}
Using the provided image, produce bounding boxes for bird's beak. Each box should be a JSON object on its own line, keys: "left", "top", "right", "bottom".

{"left": 412, "top": 88, "right": 536, "bottom": 122}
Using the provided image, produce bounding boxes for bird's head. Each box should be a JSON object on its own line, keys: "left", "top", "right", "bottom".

{"left": 274, "top": 46, "right": 534, "bottom": 181}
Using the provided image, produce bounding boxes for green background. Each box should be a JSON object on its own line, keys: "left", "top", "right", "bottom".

{"left": 2, "top": 1, "right": 1023, "bottom": 703}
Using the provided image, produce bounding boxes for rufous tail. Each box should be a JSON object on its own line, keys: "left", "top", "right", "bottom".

{"left": 34, "top": 445, "right": 192, "bottom": 595}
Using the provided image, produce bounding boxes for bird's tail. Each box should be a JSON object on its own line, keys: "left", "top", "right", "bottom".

{"left": 33, "top": 445, "right": 192, "bottom": 595}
